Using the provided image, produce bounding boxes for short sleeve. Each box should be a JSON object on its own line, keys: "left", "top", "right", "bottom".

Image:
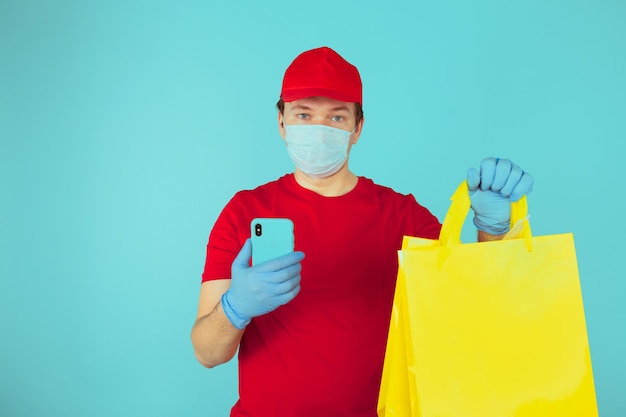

{"left": 201, "top": 194, "right": 246, "bottom": 282}
{"left": 404, "top": 193, "right": 442, "bottom": 240}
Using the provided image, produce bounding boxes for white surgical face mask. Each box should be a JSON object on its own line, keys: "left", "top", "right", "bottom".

{"left": 283, "top": 124, "right": 354, "bottom": 178}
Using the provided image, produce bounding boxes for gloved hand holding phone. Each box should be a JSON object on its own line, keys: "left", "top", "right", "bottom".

{"left": 221, "top": 239, "right": 305, "bottom": 329}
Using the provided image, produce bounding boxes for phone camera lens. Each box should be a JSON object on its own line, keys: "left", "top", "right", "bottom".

{"left": 255, "top": 223, "right": 262, "bottom": 236}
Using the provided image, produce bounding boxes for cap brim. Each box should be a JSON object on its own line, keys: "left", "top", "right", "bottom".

{"left": 281, "top": 87, "right": 361, "bottom": 104}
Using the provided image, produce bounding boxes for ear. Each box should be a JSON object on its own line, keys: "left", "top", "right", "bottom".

{"left": 278, "top": 111, "right": 286, "bottom": 139}
{"left": 351, "top": 117, "right": 365, "bottom": 145}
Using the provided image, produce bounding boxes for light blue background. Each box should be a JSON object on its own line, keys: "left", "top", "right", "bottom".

{"left": 2, "top": 0, "right": 624, "bottom": 416}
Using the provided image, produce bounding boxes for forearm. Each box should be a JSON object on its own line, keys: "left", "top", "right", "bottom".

{"left": 191, "top": 299, "right": 244, "bottom": 368}
{"left": 477, "top": 230, "right": 506, "bottom": 242}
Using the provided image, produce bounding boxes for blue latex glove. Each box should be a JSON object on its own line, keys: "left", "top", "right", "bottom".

{"left": 221, "top": 239, "right": 304, "bottom": 329}
{"left": 467, "top": 157, "right": 534, "bottom": 235}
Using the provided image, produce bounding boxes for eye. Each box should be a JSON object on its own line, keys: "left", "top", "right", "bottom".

{"left": 332, "top": 115, "right": 345, "bottom": 122}
{"left": 297, "top": 113, "right": 309, "bottom": 120}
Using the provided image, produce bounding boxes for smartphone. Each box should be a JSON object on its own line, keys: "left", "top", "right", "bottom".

{"left": 250, "top": 218, "right": 295, "bottom": 266}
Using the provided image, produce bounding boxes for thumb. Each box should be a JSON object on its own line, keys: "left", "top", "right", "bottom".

{"left": 467, "top": 167, "right": 480, "bottom": 191}
{"left": 232, "top": 239, "right": 252, "bottom": 269}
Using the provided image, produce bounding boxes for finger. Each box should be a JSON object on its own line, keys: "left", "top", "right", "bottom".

{"left": 271, "top": 283, "right": 301, "bottom": 306}
{"left": 509, "top": 172, "right": 534, "bottom": 202}
{"left": 466, "top": 168, "right": 480, "bottom": 191}
{"left": 270, "top": 273, "right": 302, "bottom": 295}
{"left": 479, "top": 157, "right": 498, "bottom": 190}
{"left": 232, "top": 239, "right": 252, "bottom": 268}
{"left": 492, "top": 159, "right": 513, "bottom": 191}
{"left": 499, "top": 164, "right": 524, "bottom": 198}
{"left": 255, "top": 251, "right": 305, "bottom": 273}
{"left": 260, "top": 262, "right": 303, "bottom": 284}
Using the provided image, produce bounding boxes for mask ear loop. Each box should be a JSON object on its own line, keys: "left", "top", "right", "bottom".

{"left": 349, "top": 126, "right": 357, "bottom": 144}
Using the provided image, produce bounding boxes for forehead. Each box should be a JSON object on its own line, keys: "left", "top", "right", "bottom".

{"left": 285, "top": 96, "right": 355, "bottom": 113}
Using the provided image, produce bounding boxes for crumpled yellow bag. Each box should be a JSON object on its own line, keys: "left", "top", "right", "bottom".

{"left": 378, "top": 182, "right": 598, "bottom": 417}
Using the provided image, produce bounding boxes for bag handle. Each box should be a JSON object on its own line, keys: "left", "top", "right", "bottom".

{"left": 438, "top": 181, "right": 533, "bottom": 256}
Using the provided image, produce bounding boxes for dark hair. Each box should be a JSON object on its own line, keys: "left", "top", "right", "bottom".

{"left": 276, "top": 98, "right": 364, "bottom": 127}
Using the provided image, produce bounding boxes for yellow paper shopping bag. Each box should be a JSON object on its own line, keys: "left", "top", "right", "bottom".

{"left": 378, "top": 182, "right": 598, "bottom": 417}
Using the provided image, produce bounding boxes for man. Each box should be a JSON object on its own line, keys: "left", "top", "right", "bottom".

{"left": 191, "top": 46, "right": 533, "bottom": 416}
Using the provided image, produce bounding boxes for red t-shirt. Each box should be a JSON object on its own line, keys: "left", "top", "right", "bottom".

{"left": 202, "top": 174, "right": 441, "bottom": 417}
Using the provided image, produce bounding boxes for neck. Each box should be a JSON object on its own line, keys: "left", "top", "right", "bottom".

{"left": 293, "top": 164, "right": 358, "bottom": 197}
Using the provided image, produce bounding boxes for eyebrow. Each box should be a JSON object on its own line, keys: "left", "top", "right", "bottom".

{"left": 291, "top": 104, "right": 351, "bottom": 113}
{"left": 290, "top": 104, "right": 312, "bottom": 111}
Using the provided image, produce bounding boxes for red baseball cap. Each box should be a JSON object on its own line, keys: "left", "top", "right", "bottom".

{"left": 280, "top": 46, "right": 362, "bottom": 105}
